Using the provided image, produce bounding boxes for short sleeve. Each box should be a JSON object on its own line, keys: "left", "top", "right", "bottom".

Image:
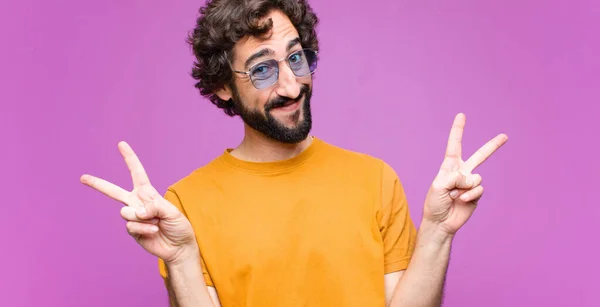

{"left": 157, "top": 187, "right": 214, "bottom": 287}
{"left": 378, "top": 162, "right": 418, "bottom": 274}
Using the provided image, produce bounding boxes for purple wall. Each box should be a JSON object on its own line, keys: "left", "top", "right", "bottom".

{"left": 2, "top": 0, "right": 598, "bottom": 306}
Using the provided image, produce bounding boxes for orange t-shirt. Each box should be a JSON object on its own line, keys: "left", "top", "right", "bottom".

{"left": 158, "top": 137, "right": 417, "bottom": 307}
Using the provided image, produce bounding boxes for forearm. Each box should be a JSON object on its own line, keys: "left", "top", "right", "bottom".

{"left": 389, "top": 220, "right": 453, "bottom": 307}
{"left": 165, "top": 249, "right": 215, "bottom": 307}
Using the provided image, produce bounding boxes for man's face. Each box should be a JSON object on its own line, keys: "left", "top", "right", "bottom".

{"left": 224, "top": 10, "right": 314, "bottom": 144}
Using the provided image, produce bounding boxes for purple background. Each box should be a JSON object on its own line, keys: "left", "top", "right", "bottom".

{"left": 1, "top": 0, "right": 598, "bottom": 306}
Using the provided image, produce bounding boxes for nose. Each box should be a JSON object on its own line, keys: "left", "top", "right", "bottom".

{"left": 274, "top": 61, "right": 301, "bottom": 99}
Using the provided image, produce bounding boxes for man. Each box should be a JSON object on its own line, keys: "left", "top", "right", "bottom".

{"left": 80, "top": 0, "right": 508, "bottom": 306}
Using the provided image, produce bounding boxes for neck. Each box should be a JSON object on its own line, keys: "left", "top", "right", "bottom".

{"left": 230, "top": 125, "right": 313, "bottom": 162}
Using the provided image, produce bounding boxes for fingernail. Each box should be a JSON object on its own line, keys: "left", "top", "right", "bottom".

{"left": 137, "top": 207, "right": 147, "bottom": 217}
{"left": 151, "top": 226, "right": 159, "bottom": 233}
{"left": 450, "top": 190, "right": 459, "bottom": 198}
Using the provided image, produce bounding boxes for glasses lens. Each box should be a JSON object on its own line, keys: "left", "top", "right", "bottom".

{"left": 247, "top": 49, "right": 318, "bottom": 89}
{"left": 250, "top": 60, "right": 278, "bottom": 89}
{"left": 288, "top": 49, "right": 318, "bottom": 77}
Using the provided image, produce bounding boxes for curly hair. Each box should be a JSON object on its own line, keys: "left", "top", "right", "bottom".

{"left": 187, "top": 0, "right": 320, "bottom": 116}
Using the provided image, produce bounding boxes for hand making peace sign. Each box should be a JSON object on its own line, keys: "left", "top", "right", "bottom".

{"left": 423, "top": 113, "right": 508, "bottom": 235}
{"left": 80, "top": 142, "right": 197, "bottom": 264}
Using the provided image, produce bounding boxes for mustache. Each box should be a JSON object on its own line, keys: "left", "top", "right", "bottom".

{"left": 265, "top": 85, "right": 310, "bottom": 111}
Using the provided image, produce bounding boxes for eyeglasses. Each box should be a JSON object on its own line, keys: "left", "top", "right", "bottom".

{"left": 233, "top": 48, "right": 318, "bottom": 89}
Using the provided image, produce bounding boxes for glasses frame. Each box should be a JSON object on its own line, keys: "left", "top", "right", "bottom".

{"left": 232, "top": 48, "right": 318, "bottom": 89}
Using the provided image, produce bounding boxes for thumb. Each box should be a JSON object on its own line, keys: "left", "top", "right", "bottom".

{"left": 134, "top": 187, "right": 177, "bottom": 221}
{"left": 451, "top": 171, "right": 482, "bottom": 190}
{"left": 135, "top": 198, "right": 175, "bottom": 221}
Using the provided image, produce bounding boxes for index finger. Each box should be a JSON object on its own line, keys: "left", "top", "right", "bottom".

{"left": 118, "top": 141, "right": 151, "bottom": 188}
{"left": 462, "top": 133, "right": 508, "bottom": 172}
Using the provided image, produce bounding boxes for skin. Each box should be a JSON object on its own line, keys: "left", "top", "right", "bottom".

{"left": 215, "top": 10, "right": 314, "bottom": 163}
{"left": 80, "top": 9, "right": 508, "bottom": 307}
{"left": 388, "top": 113, "right": 508, "bottom": 307}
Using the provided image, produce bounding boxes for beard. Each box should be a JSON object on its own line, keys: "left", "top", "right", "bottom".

{"left": 231, "top": 84, "right": 313, "bottom": 144}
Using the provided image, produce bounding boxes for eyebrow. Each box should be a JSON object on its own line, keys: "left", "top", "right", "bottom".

{"left": 243, "top": 37, "right": 302, "bottom": 70}
{"left": 286, "top": 37, "right": 301, "bottom": 52}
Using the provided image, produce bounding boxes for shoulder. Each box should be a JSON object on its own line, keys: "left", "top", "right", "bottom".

{"left": 164, "top": 155, "right": 227, "bottom": 197}
{"left": 318, "top": 139, "right": 406, "bottom": 216}
{"left": 317, "top": 138, "right": 398, "bottom": 181}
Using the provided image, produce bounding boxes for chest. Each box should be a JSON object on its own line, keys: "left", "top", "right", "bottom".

{"left": 186, "top": 174, "right": 384, "bottom": 276}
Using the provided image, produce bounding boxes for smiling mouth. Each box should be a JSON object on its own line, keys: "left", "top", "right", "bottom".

{"left": 271, "top": 95, "right": 302, "bottom": 109}
{"left": 281, "top": 100, "right": 298, "bottom": 107}
{"left": 271, "top": 100, "right": 301, "bottom": 113}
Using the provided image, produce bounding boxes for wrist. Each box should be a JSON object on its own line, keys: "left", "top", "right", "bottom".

{"left": 164, "top": 243, "right": 201, "bottom": 267}
{"left": 418, "top": 219, "right": 455, "bottom": 246}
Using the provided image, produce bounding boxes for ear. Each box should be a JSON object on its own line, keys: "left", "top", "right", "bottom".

{"left": 215, "top": 84, "right": 233, "bottom": 101}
